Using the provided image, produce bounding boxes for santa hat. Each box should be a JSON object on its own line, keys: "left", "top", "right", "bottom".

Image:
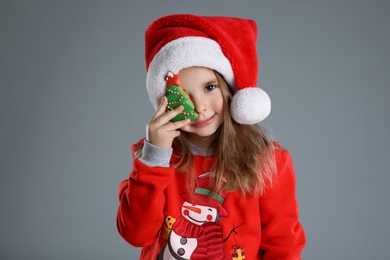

{"left": 145, "top": 14, "right": 271, "bottom": 124}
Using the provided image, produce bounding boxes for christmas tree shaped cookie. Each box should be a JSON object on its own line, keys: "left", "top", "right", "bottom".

{"left": 165, "top": 71, "right": 198, "bottom": 122}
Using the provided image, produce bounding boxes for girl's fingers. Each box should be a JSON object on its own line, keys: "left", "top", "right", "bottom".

{"left": 171, "top": 118, "right": 191, "bottom": 129}
{"left": 164, "top": 105, "right": 184, "bottom": 121}
{"left": 153, "top": 105, "right": 184, "bottom": 125}
{"left": 159, "top": 117, "right": 191, "bottom": 132}
{"left": 162, "top": 118, "right": 191, "bottom": 138}
{"left": 151, "top": 96, "right": 168, "bottom": 121}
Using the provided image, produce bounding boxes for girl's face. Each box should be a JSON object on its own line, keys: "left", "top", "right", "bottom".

{"left": 178, "top": 67, "right": 224, "bottom": 146}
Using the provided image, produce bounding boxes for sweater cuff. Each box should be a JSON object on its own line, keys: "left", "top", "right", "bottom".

{"left": 139, "top": 141, "right": 173, "bottom": 167}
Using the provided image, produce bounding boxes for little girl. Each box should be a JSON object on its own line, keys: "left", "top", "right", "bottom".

{"left": 117, "top": 14, "right": 306, "bottom": 259}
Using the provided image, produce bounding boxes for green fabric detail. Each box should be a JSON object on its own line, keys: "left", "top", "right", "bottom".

{"left": 195, "top": 188, "right": 224, "bottom": 204}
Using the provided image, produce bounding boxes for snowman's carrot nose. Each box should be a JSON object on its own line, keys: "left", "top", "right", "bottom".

{"left": 183, "top": 205, "right": 201, "bottom": 214}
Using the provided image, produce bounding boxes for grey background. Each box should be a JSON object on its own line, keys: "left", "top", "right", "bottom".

{"left": 1, "top": 0, "right": 389, "bottom": 259}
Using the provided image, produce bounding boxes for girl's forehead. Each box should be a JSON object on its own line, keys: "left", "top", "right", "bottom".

{"left": 179, "top": 67, "right": 218, "bottom": 85}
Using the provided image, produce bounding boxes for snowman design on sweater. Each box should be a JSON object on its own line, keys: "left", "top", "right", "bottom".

{"left": 159, "top": 174, "right": 228, "bottom": 260}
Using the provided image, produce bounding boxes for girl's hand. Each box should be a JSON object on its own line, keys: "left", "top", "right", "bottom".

{"left": 146, "top": 96, "right": 191, "bottom": 149}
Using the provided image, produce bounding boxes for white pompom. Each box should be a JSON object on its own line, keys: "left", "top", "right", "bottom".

{"left": 230, "top": 87, "right": 271, "bottom": 124}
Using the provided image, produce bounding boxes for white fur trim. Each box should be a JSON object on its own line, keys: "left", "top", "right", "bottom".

{"left": 230, "top": 88, "right": 271, "bottom": 124}
{"left": 146, "top": 36, "right": 235, "bottom": 110}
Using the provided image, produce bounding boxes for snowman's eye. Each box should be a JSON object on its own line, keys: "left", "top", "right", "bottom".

{"left": 208, "top": 208, "right": 212, "bottom": 211}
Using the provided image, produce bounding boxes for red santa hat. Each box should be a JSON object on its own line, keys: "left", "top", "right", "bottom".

{"left": 145, "top": 14, "right": 271, "bottom": 124}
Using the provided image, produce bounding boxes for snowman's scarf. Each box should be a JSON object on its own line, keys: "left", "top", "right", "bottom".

{"left": 171, "top": 217, "right": 227, "bottom": 259}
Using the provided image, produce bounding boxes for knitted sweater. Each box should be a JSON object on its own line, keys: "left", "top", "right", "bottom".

{"left": 117, "top": 139, "right": 306, "bottom": 259}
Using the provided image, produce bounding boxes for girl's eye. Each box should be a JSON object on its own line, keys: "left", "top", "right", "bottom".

{"left": 205, "top": 84, "right": 217, "bottom": 91}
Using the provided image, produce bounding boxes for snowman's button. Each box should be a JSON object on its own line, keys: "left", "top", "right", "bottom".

{"left": 180, "top": 237, "right": 187, "bottom": 245}
{"left": 178, "top": 248, "right": 185, "bottom": 256}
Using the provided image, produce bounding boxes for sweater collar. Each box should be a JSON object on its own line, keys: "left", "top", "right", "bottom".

{"left": 189, "top": 142, "right": 216, "bottom": 156}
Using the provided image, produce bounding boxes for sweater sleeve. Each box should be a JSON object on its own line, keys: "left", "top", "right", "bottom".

{"left": 259, "top": 148, "right": 306, "bottom": 259}
{"left": 139, "top": 140, "right": 172, "bottom": 167}
{"left": 116, "top": 140, "right": 175, "bottom": 247}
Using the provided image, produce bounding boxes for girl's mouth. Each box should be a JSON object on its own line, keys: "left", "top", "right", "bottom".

{"left": 191, "top": 114, "right": 216, "bottom": 127}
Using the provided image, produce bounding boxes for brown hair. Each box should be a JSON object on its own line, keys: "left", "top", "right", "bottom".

{"left": 135, "top": 71, "right": 277, "bottom": 195}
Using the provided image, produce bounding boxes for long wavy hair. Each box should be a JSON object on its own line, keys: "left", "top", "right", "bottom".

{"left": 135, "top": 70, "right": 277, "bottom": 195}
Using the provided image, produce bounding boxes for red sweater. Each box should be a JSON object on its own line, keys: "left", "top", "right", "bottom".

{"left": 117, "top": 140, "right": 306, "bottom": 259}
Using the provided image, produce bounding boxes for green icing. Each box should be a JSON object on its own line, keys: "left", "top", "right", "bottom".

{"left": 166, "top": 84, "right": 198, "bottom": 122}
